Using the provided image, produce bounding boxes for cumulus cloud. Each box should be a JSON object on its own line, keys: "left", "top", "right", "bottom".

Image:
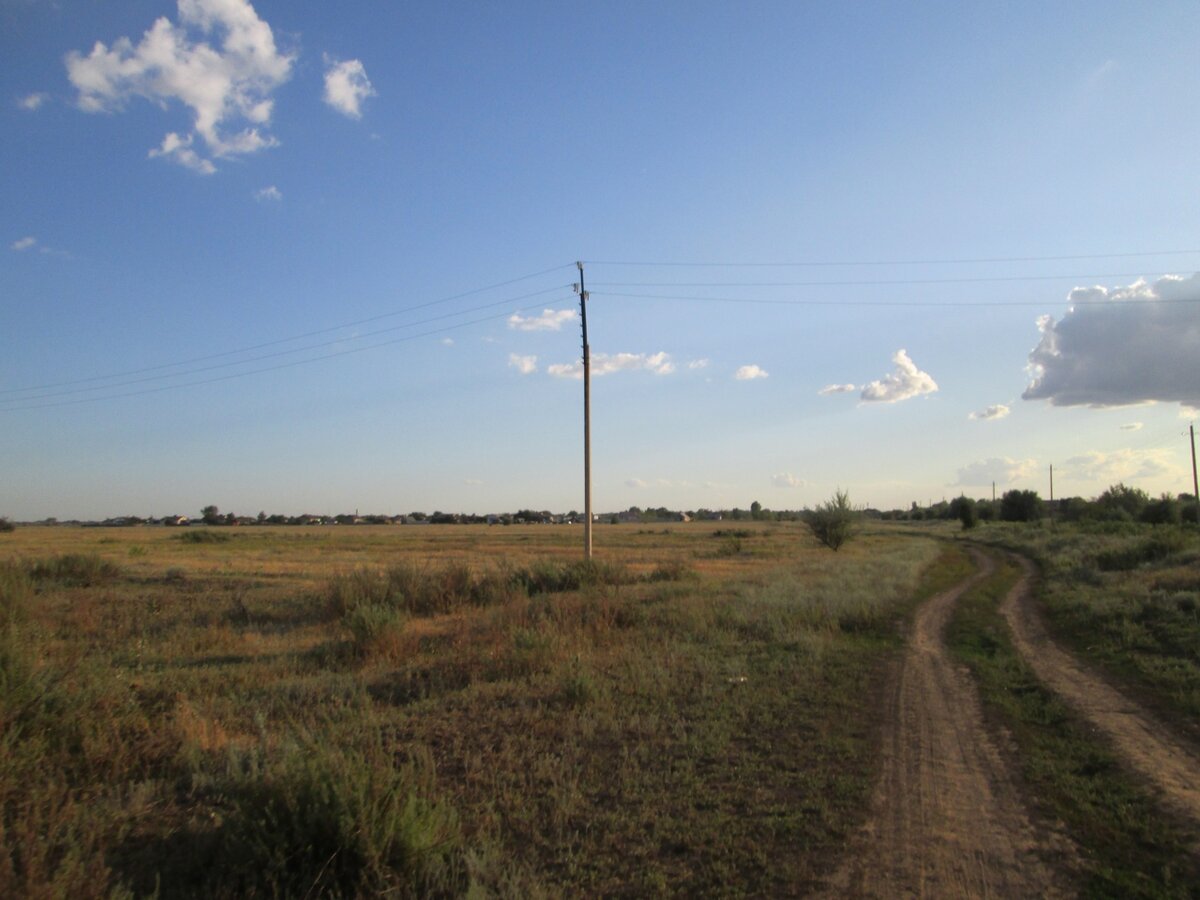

{"left": 625, "top": 478, "right": 647, "bottom": 489}
{"left": 548, "top": 351, "right": 674, "bottom": 380}
{"left": 953, "top": 457, "right": 1038, "bottom": 487}
{"left": 771, "top": 473, "right": 805, "bottom": 489}
{"left": 508, "top": 309, "right": 576, "bottom": 331}
{"left": 10, "top": 236, "right": 37, "bottom": 252}
{"left": 688, "top": 358, "right": 710, "bottom": 370}
{"left": 1023, "top": 273, "right": 1200, "bottom": 408}
{"left": 734, "top": 364, "right": 768, "bottom": 381}
{"left": 508, "top": 353, "right": 537, "bottom": 375}
{"left": 254, "top": 184, "right": 281, "bottom": 201}
{"left": 1060, "top": 449, "right": 1172, "bottom": 483}
{"left": 323, "top": 57, "right": 375, "bottom": 119}
{"left": 18, "top": 92, "right": 49, "bottom": 111}
{"left": 65, "top": 0, "right": 294, "bottom": 173}
{"left": 861, "top": 349, "right": 938, "bottom": 403}
{"left": 969, "top": 404, "right": 1010, "bottom": 421}
{"left": 818, "top": 383, "right": 856, "bottom": 396}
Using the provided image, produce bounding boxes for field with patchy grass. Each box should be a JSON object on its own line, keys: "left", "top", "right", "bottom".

{"left": 2, "top": 522, "right": 955, "bottom": 897}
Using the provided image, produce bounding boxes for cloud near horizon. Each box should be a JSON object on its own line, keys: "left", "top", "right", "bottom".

{"left": 953, "top": 456, "right": 1038, "bottom": 487}
{"left": 969, "top": 403, "right": 1010, "bottom": 421}
{"left": 508, "top": 309, "right": 576, "bottom": 331}
{"left": 323, "top": 57, "right": 375, "bottom": 118}
{"left": 1059, "top": 448, "right": 1173, "bottom": 484}
{"left": 818, "top": 383, "right": 856, "bottom": 396}
{"left": 1024, "top": 273, "right": 1200, "bottom": 408}
{"left": 861, "top": 349, "right": 938, "bottom": 403}
{"left": 771, "top": 473, "right": 805, "bottom": 489}
{"left": 734, "top": 364, "right": 768, "bottom": 381}
{"left": 508, "top": 353, "right": 537, "bottom": 375}
{"left": 66, "top": 0, "right": 295, "bottom": 173}
{"left": 548, "top": 351, "right": 674, "bottom": 379}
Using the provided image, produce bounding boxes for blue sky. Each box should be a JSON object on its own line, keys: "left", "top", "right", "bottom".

{"left": 3, "top": 0, "right": 1199, "bottom": 520}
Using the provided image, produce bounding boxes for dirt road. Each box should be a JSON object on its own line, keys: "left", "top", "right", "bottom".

{"left": 822, "top": 548, "right": 1069, "bottom": 898}
{"left": 1000, "top": 553, "right": 1200, "bottom": 825}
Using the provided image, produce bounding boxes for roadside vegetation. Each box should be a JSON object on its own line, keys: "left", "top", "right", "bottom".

{"left": 1, "top": 521, "right": 950, "bottom": 897}
{"left": 946, "top": 551, "right": 1200, "bottom": 897}
{"left": 967, "top": 520, "right": 1200, "bottom": 736}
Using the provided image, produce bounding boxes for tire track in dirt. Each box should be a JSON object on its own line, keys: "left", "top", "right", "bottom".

{"left": 1000, "top": 552, "right": 1200, "bottom": 825}
{"left": 822, "top": 548, "right": 1068, "bottom": 899}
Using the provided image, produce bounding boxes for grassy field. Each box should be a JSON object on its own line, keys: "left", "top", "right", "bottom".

{"left": 1, "top": 521, "right": 956, "bottom": 898}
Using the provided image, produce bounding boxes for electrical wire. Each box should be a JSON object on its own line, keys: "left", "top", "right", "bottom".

{"left": 2, "top": 285, "right": 574, "bottom": 404}
{"left": 588, "top": 290, "right": 1200, "bottom": 307}
{"left": 589, "top": 271, "right": 1186, "bottom": 289}
{"left": 0, "top": 263, "right": 575, "bottom": 396}
{"left": 2, "top": 299, "right": 580, "bottom": 412}
{"left": 586, "top": 249, "right": 1200, "bottom": 268}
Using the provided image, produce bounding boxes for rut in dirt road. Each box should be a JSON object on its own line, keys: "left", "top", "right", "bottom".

{"left": 1000, "top": 553, "right": 1200, "bottom": 825}
{"left": 822, "top": 548, "right": 1069, "bottom": 899}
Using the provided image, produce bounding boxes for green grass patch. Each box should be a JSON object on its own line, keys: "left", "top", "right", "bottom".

{"left": 946, "top": 551, "right": 1200, "bottom": 897}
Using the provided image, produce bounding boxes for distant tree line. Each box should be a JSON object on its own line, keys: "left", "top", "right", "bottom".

{"left": 880, "top": 484, "right": 1198, "bottom": 528}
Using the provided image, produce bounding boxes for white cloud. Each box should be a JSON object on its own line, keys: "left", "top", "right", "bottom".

{"left": 771, "top": 473, "right": 805, "bottom": 489}
{"left": 734, "top": 364, "right": 768, "bottom": 381}
{"left": 66, "top": 0, "right": 295, "bottom": 173}
{"left": 1024, "top": 273, "right": 1200, "bottom": 408}
{"left": 464, "top": 478, "right": 483, "bottom": 486}
{"left": 953, "top": 457, "right": 1038, "bottom": 487}
{"left": 10, "top": 236, "right": 37, "bottom": 252}
{"left": 508, "top": 309, "right": 576, "bottom": 331}
{"left": 818, "top": 383, "right": 856, "bottom": 396}
{"left": 148, "top": 131, "right": 216, "bottom": 174}
{"left": 688, "top": 358, "right": 710, "bottom": 370}
{"left": 548, "top": 351, "right": 675, "bottom": 380}
{"left": 861, "top": 349, "right": 938, "bottom": 403}
{"left": 18, "top": 92, "right": 49, "bottom": 111}
{"left": 440, "top": 338, "right": 454, "bottom": 346}
{"left": 1181, "top": 407, "right": 1199, "bottom": 421}
{"left": 625, "top": 478, "right": 647, "bottom": 489}
{"left": 1060, "top": 449, "right": 1174, "bottom": 483}
{"left": 323, "top": 58, "right": 374, "bottom": 119}
{"left": 969, "top": 403, "right": 1011, "bottom": 421}
{"left": 254, "top": 184, "right": 281, "bottom": 201}
{"left": 1120, "top": 422, "right": 1143, "bottom": 431}
{"left": 508, "top": 354, "right": 537, "bottom": 374}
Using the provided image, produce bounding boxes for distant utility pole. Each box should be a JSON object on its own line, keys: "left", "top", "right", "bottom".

{"left": 577, "top": 262, "right": 593, "bottom": 560}
{"left": 1191, "top": 424, "right": 1199, "bottom": 525}
{"left": 1049, "top": 464, "right": 1054, "bottom": 503}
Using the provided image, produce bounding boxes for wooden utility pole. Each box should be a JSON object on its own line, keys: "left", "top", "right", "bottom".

{"left": 577, "top": 262, "right": 593, "bottom": 560}
{"left": 1049, "top": 464, "right": 1054, "bottom": 502}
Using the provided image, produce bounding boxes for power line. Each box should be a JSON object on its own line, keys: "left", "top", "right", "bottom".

{"left": 0, "top": 263, "right": 575, "bottom": 396}
{"left": 1, "top": 299, "right": 578, "bottom": 412}
{"left": 589, "top": 271, "right": 1186, "bottom": 289}
{"left": 2, "top": 286, "right": 573, "bottom": 404}
{"left": 587, "top": 249, "right": 1200, "bottom": 268}
{"left": 588, "top": 290, "right": 1200, "bottom": 308}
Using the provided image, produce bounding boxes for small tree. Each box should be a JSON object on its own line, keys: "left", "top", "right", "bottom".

{"left": 201, "top": 505, "right": 221, "bottom": 525}
{"left": 808, "top": 489, "right": 855, "bottom": 551}
{"left": 1000, "top": 489, "right": 1044, "bottom": 522}
{"left": 949, "top": 495, "right": 978, "bottom": 530}
{"left": 0, "top": 517, "right": 14, "bottom": 533}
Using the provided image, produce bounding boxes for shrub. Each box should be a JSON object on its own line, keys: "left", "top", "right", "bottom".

{"left": 807, "top": 489, "right": 855, "bottom": 551}
{"left": 177, "top": 529, "right": 232, "bottom": 544}
{"left": 0, "top": 518, "right": 15, "bottom": 533}
{"left": 949, "top": 496, "right": 978, "bottom": 530}
{"left": 1000, "top": 489, "right": 1044, "bottom": 522}
{"left": 217, "top": 738, "right": 465, "bottom": 897}
{"left": 27, "top": 554, "right": 121, "bottom": 587}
